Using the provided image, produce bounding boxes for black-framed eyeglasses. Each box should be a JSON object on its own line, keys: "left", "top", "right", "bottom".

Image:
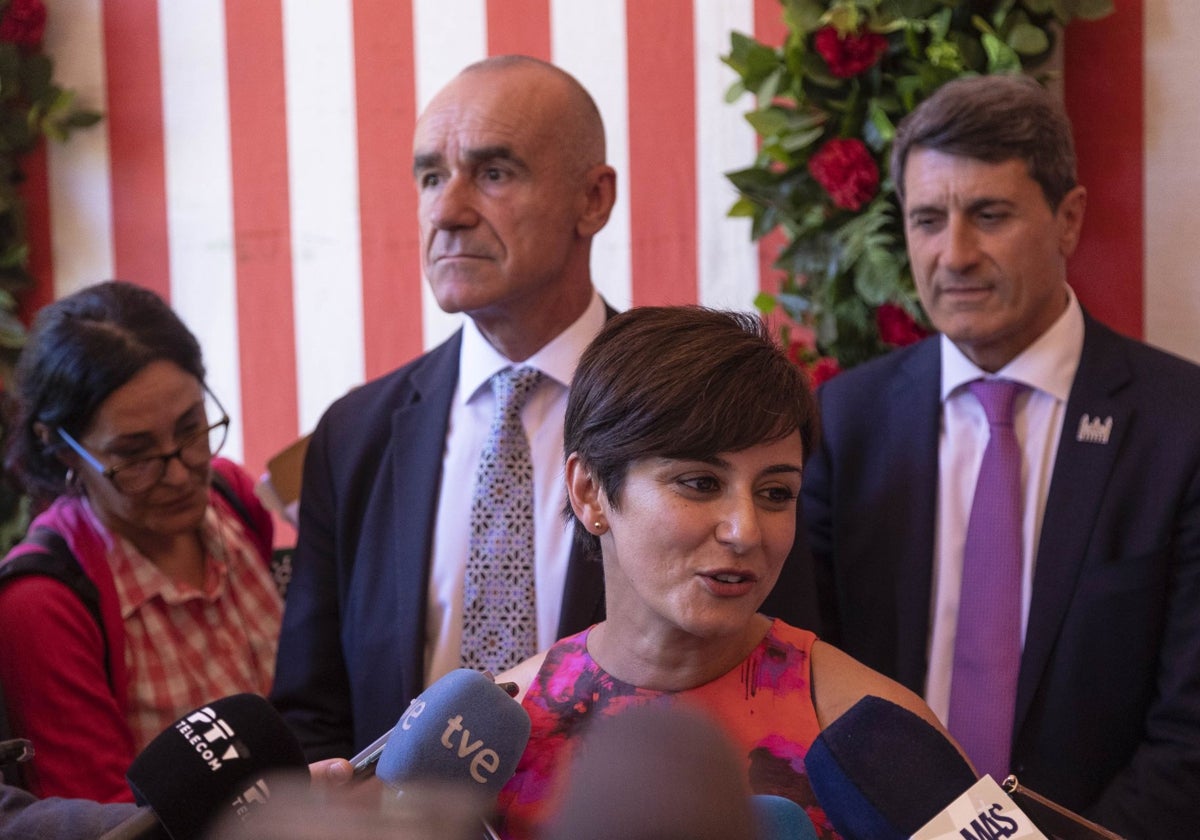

{"left": 56, "top": 394, "right": 231, "bottom": 496}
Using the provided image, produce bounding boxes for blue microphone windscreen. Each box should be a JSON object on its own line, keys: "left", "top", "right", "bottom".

{"left": 126, "top": 693, "right": 308, "bottom": 840}
{"left": 376, "top": 668, "right": 531, "bottom": 795}
{"left": 751, "top": 794, "right": 820, "bottom": 840}
{"left": 804, "top": 695, "right": 977, "bottom": 840}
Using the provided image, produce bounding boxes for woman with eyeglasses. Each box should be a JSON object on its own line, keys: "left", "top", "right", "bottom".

{"left": 0, "top": 281, "right": 283, "bottom": 803}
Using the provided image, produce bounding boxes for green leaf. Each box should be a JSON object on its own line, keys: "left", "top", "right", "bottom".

{"left": 753, "top": 291, "right": 778, "bottom": 315}
{"left": 983, "top": 32, "right": 1022, "bottom": 73}
{"left": 864, "top": 100, "right": 896, "bottom": 150}
{"left": 1060, "top": 0, "right": 1115, "bottom": 21}
{"left": 1007, "top": 21, "right": 1050, "bottom": 55}
{"left": 728, "top": 196, "right": 759, "bottom": 219}
{"left": 746, "top": 107, "right": 790, "bottom": 138}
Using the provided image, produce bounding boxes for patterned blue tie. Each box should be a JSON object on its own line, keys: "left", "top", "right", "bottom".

{"left": 948, "top": 378, "right": 1028, "bottom": 781}
{"left": 461, "top": 367, "right": 543, "bottom": 673}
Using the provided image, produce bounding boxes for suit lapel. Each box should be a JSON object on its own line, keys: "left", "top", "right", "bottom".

{"left": 890, "top": 341, "right": 944, "bottom": 688}
{"left": 1016, "top": 317, "right": 1132, "bottom": 729}
{"left": 385, "top": 334, "right": 462, "bottom": 655}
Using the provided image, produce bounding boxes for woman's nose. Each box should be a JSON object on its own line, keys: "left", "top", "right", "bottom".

{"left": 715, "top": 494, "right": 763, "bottom": 552}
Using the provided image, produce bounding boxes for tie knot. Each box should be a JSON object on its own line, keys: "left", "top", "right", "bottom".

{"left": 968, "top": 378, "right": 1026, "bottom": 427}
{"left": 492, "top": 367, "right": 544, "bottom": 419}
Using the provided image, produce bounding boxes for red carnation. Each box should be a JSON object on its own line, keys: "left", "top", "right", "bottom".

{"left": 0, "top": 0, "right": 45, "bottom": 49}
{"left": 808, "top": 137, "right": 880, "bottom": 211}
{"left": 876, "top": 303, "right": 931, "bottom": 347}
{"left": 807, "top": 356, "right": 842, "bottom": 387}
{"left": 814, "top": 26, "right": 887, "bottom": 79}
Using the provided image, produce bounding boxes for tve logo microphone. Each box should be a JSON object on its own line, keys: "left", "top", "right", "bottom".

{"left": 398, "top": 694, "right": 500, "bottom": 783}
{"left": 376, "top": 668, "right": 531, "bottom": 794}
{"left": 910, "top": 776, "right": 1047, "bottom": 840}
{"left": 174, "top": 705, "right": 249, "bottom": 771}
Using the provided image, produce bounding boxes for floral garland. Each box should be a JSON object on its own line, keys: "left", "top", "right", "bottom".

{"left": 723, "top": 0, "right": 1113, "bottom": 383}
{"left": 0, "top": 0, "right": 100, "bottom": 371}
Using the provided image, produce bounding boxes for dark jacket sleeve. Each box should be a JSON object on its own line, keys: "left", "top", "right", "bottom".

{"left": 0, "top": 783, "right": 142, "bottom": 840}
{"left": 269, "top": 407, "right": 356, "bottom": 762}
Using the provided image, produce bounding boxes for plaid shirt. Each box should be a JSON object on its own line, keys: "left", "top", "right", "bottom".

{"left": 93, "top": 501, "right": 283, "bottom": 751}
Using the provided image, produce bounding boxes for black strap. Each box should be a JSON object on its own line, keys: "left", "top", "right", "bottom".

{"left": 210, "top": 470, "right": 257, "bottom": 535}
{"left": 0, "top": 528, "right": 110, "bottom": 684}
{"left": 0, "top": 528, "right": 111, "bottom": 790}
{"left": 211, "top": 469, "right": 290, "bottom": 600}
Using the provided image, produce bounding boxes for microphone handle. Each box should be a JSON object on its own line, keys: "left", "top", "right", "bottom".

{"left": 1001, "top": 776, "right": 1126, "bottom": 840}
{"left": 349, "top": 725, "right": 394, "bottom": 781}
{"left": 97, "top": 806, "right": 168, "bottom": 840}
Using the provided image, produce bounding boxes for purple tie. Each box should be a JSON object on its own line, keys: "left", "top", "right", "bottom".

{"left": 948, "top": 378, "right": 1027, "bottom": 781}
{"left": 461, "top": 367, "right": 543, "bottom": 673}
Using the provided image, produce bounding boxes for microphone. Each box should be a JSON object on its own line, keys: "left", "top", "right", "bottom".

{"left": 349, "top": 671, "right": 520, "bottom": 782}
{"left": 751, "top": 794, "right": 820, "bottom": 840}
{"left": 540, "top": 703, "right": 759, "bottom": 840}
{"left": 374, "top": 668, "right": 531, "bottom": 797}
{"left": 804, "top": 694, "right": 977, "bottom": 840}
{"left": 805, "top": 695, "right": 1120, "bottom": 840}
{"left": 99, "top": 693, "right": 308, "bottom": 840}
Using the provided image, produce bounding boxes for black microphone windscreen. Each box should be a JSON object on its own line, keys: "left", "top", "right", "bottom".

{"left": 804, "top": 695, "right": 977, "bottom": 840}
{"left": 375, "top": 668, "right": 531, "bottom": 796}
{"left": 124, "top": 693, "right": 307, "bottom": 839}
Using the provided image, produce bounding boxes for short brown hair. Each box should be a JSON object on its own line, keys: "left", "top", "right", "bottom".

{"left": 891, "top": 74, "right": 1077, "bottom": 210}
{"left": 564, "top": 306, "right": 819, "bottom": 558}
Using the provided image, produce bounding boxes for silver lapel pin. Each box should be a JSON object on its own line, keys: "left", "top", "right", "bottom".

{"left": 1076, "top": 414, "right": 1113, "bottom": 444}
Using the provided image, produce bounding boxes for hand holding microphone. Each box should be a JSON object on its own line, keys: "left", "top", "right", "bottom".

{"left": 328, "top": 668, "right": 531, "bottom": 839}
{"left": 372, "top": 667, "right": 531, "bottom": 795}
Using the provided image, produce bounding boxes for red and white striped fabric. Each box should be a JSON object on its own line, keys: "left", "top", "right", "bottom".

{"left": 24, "top": 0, "right": 1191, "bottom": 483}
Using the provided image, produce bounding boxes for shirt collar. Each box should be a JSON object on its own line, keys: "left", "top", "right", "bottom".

{"left": 940, "top": 284, "right": 1084, "bottom": 403}
{"left": 97, "top": 502, "right": 231, "bottom": 617}
{"left": 458, "top": 290, "right": 606, "bottom": 405}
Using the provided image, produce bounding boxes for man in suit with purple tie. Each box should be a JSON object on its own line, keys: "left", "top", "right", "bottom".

{"left": 800, "top": 74, "right": 1200, "bottom": 839}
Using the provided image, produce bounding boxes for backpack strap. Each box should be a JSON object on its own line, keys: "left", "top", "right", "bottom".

{"left": 0, "top": 528, "right": 111, "bottom": 684}
{"left": 210, "top": 470, "right": 257, "bottom": 535}
{"left": 0, "top": 527, "right": 111, "bottom": 790}
{"left": 210, "top": 469, "right": 291, "bottom": 599}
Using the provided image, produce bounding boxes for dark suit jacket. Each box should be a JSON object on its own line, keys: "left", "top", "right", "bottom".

{"left": 271, "top": 327, "right": 819, "bottom": 762}
{"left": 801, "top": 313, "right": 1200, "bottom": 839}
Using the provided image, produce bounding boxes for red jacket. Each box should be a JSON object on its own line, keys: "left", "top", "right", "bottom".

{"left": 0, "top": 459, "right": 272, "bottom": 802}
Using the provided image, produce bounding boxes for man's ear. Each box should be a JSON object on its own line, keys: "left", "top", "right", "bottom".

{"left": 565, "top": 452, "right": 606, "bottom": 531}
{"left": 576, "top": 164, "right": 617, "bottom": 238}
{"left": 1056, "top": 184, "right": 1087, "bottom": 258}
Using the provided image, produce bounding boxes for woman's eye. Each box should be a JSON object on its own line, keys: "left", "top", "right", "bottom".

{"left": 762, "top": 486, "right": 798, "bottom": 504}
{"left": 680, "top": 475, "right": 719, "bottom": 493}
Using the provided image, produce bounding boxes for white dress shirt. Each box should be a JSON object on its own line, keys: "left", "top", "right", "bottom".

{"left": 423, "top": 292, "right": 607, "bottom": 685}
{"left": 925, "top": 287, "right": 1085, "bottom": 722}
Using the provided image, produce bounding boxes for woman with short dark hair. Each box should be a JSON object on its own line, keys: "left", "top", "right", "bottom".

{"left": 493, "top": 306, "right": 963, "bottom": 839}
{"left": 0, "top": 281, "right": 282, "bottom": 803}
